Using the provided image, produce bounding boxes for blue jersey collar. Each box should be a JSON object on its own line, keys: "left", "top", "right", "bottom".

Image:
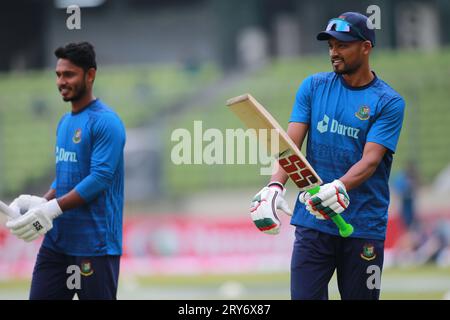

{"left": 338, "top": 71, "right": 378, "bottom": 90}
{"left": 71, "top": 98, "right": 99, "bottom": 115}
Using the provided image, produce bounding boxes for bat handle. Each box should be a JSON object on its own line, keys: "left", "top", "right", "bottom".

{"left": 307, "top": 186, "right": 354, "bottom": 238}
{"left": 0, "top": 200, "right": 21, "bottom": 219}
{"left": 331, "top": 215, "right": 354, "bottom": 238}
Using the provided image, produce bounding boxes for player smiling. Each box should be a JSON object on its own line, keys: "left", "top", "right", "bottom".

{"left": 250, "top": 12, "right": 405, "bottom": 300}
{"left": 6, "top": 42, "right": 126, "bottom": 300}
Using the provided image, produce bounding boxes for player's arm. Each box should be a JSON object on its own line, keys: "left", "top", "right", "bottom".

{"left": 340, "top": 97, "right": 405, "bottom": 191}
{"left": 339, "top": 142, "right": 387, "bottom": 191}
{"left": 43, "top": 188, "right": 56, "bottom": 201}
{"left": 270, "top": 122, "right": 310, "bottom": 185}
{"left": 7, "top": 114, "right": 125, "bottom": 242}
{"left": 74, "top": 114, "right": 125, "bottom": 204}
{"left": 303, "top": 143, "right": 387, "bottom": 220}
{"left": 55, "top": 190, "right": 86, "bottom": 211}
{"left": 18, "top": 188, "right": 82, "bottom": 214}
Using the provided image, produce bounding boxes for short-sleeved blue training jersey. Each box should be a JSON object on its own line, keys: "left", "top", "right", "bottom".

{"left": 43, "top": 99, "right": 126, "bottom": 255}
{"left": 289, "top": 72, "right": 405, "bottom": 240}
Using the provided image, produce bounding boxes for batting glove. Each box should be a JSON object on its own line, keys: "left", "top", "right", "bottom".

{"left": 299, "top": 180, "right": 350, "bottom": 220}
{"left": 250, "top": 182, "right": 292, "bottom": 235}
{"left": 6, "top": 199, "right": 62, "bottom": 242}
{"left": 299, "top": 191, "right": 325, "bottom": 220}
{"left": 9, "top": 194, "right": 48, "bottom": 216}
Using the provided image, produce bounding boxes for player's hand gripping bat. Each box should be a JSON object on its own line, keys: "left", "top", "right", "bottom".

{"left": 227, "top": 94, "right": 353, "bottom": 237}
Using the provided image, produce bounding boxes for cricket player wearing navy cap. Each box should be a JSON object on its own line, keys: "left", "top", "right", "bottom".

{"left": 250, "top": 12, "right": 405, "bottom": 299}
{"left": 5, "top": 42, "right": 126, "bottom": 300}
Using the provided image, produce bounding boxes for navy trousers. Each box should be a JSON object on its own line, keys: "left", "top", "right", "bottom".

{"left": 29, "top": 246, "right": 120, "bottom": 300}
{"left": 291, "top": 226, "right": 384, "bottom": 300}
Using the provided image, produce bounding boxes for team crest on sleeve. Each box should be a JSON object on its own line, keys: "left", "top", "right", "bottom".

{"left": 355, "top": 106, "right": 370, "bottom": 120}
{"left": 80, "top": 260, "right": 94, "bottom": 276}
{"left": 361, "top": 243, "right": 376, "bottom": 261}
{"left": 73, "top": 128, "right": 82, "bottom": 144}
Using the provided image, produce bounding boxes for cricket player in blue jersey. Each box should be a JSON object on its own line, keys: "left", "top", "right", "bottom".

{"left": 250, "top": 12, "right": 405, "bottom": 299}
{"left": 5, "top": 42, "right": 126, "bottom": 300}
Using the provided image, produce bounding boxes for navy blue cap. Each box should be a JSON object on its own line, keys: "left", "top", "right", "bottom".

{"left": 317, "top": 12, "right": 376, "bottom": 47}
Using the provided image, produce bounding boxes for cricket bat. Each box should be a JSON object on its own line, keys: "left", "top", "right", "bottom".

{"left": 0, "top": 200, "right": 20, "bottom": 219}
{"left": 226, "top": 93, "right": 353, "bottom": 237}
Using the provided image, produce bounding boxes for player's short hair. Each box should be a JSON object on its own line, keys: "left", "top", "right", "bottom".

{"left": 54, "top": 42, "right": 97, "bottom": 71}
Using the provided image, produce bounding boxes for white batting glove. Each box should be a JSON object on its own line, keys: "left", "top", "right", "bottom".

{"left": 300, "top": 180, "right": 350, "bottom": 220}
{"left": 9, "top": 194, "right": 48, "bottom": 216}
{"left": 250, "top": 182, "right": 292, "bottom": 235}
{"left": 6, "top": 199, "right": 62, "bottom": 242}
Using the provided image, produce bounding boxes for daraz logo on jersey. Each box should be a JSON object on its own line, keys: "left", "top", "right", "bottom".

{"left": 317, "top": 114, "right": 360, "bottom": 139}
{"left": 55, "top": 146, "right": 78, "bottom": 163}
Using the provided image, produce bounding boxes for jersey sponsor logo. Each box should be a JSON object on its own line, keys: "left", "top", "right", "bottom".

{"left": 72, "top": 128, "right": 82, "bottom": 144}
{"left": 317, "top": 115, "right": 330, "bottom": 133}
{"left": 55, "top": 146, "right": 78, "bottom": 163}
{"left": 316, "top": 114, "right": 360, "bottom": 139}
{"left": 361, "top": 243, "right": 377, "bottom": 261}
{"left": 355, "top": 105, "right": 370, "bottom": 120}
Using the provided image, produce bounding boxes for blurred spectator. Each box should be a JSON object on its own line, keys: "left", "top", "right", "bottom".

{"left": 397, "top": 219, "right": 450, "bottom": 267}
{"left": 432, "top": 164, "right": 450, "bottom": 197}
{"left": 392, "top": 163, "right": 450, "bottom": 267}
{"left": 393, "top": 161, "right": 419, "bottom": 230}
{"left": 392, "top": 161, "right": 422, "bottom": 266}
{"left": 432, "top": 219, "right": 450, "bottom": 267}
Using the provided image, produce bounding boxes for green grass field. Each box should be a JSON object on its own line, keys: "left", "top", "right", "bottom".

{"left": 1, "top": 265, "right": 449, "bottom": 300}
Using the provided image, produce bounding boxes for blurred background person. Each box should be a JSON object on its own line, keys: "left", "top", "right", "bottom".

{"left": 394, "top": 161, "right": 419, "bottom": 231}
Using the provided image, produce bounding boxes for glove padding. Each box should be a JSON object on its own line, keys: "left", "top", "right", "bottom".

{"left": 299, "top": 180, "right": 350, "bottom": 220}
{"left": 6, "top": 199, "right": 62, "bottom": 242}
{"left": 250, "top": 182, "right": 292, "bottom": 235}
{"left": 9, "top": 194, "right": 48, "bottom": 216}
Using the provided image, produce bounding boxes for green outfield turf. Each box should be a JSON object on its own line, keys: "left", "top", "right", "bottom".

{"left": 1, "top": 265, "right": 449, "bottom": 300}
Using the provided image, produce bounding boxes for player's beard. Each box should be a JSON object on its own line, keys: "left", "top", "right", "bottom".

{"left": 332, "top": 59, "right": 363, "bottom": 75}
{"left": 60, "top": 81, "right": 87, "bottom": 102}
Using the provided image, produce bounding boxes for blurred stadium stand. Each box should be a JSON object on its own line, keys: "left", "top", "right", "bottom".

{"left": 1, "top": 0, "right": 450, "bottom": 72}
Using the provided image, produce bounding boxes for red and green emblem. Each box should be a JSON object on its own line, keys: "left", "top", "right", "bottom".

{"left": 355, "top": 106, "right": 370, "bottom": 120}
{"left": 361, "top": 243, "right": 376, "bottom": 261}
{"left": 73, "top": 128, "right": 82, "bottom": 144}
{"left": 80, "top": 260, "right": 94, "bottom": 276}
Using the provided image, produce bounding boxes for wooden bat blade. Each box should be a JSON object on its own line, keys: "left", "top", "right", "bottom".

{"left": 227, "top": 93, "right": 322, "bottom": 190}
